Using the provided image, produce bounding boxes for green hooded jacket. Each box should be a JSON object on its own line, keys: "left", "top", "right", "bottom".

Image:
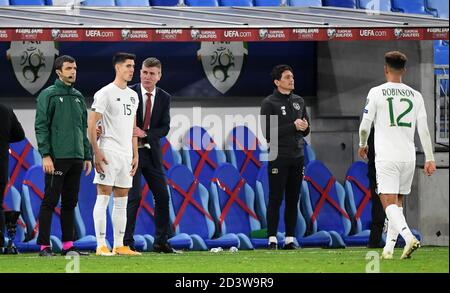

{"left": 35, "top": 79, "right": 91, "bottom": 160}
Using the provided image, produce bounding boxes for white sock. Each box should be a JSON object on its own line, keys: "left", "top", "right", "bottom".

{"left": 383, "top": 207, "right": 402, "bottom": 254}
{"left": 385, "top": 204, "right": 413, "bottom": 244}
{"left": 285, "top": 236, "right": 294, "bottom": 244}
{"left": 93, "top": 194, "right": 110, "bottom": 247}
{"left": 112, "top": 196, "right": 128, "bottom": 248}
{"left": 268, "top": 236, "right": 277, "bottom": 244}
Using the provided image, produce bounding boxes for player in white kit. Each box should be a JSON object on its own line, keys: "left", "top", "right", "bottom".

{"left": 88, "top": 52, "right": 141, "bottom": 256}
{"left": 358, "top": 51, "right": 436, "bottom": 260}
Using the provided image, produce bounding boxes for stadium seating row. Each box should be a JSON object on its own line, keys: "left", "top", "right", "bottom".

{"left": 4, "top": 126, "right": 421, "bottom": 252}
{"left": 0, "top": 0, "right": 447, "bottom": 19}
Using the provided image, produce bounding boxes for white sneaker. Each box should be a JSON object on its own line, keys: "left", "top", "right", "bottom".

{"left": 380, "top": 251, "right": 394, "bottom": 260}
{"left": 400, "top": 237, "right": 420, "bottom": 259}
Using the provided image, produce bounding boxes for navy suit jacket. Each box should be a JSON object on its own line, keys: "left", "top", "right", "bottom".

{"left": 129, "top": 83, "right": 171, "bottom": 165}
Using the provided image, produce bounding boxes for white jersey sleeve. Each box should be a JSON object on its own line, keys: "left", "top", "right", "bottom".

{"left": 416, "top": 92, "right": 427, "bottom": 120}
{"left": 362, "top": 88, "right": 378, "bottom": 123}
{"left": 92, "top": 88, "right": 108, "bottom": 114}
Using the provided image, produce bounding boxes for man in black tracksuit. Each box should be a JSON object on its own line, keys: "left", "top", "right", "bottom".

{"left": 260, "top": 64, "right": 310, "bottom": 250}
{"left": 0, "top": 104, "right": 25, "bottom": 252}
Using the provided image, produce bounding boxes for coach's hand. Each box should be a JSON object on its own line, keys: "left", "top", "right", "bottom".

{"left": 133, "top": 126, "right": 147, "bottom": 138}
{"left": 84, "top": 160, "right": 92, "bottom": 176}
{"left": 358, "top": 146, "right": 368, "bottom": 160}
{"left": 94, "top": 150, "right": 108, "bottom": 174}
{"left": 42, "top": 155, "right": 55, "bottom": 175}
{"left": 424, "top": 161, "right": 436, "bottom": 176}
{"left": 131, "top": 155, "right": 138, "bottom": 176}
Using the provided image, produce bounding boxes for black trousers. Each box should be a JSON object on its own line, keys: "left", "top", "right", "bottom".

{"left": 124, "top": 148, "right": 170, "bottom": 247}
{"left": 267, "top": 156, "right": 304, "bottom": 238}
{"left": 368, "top": 164, "right": 385, "bottom": 247}
{"left": 37, "top": 159, "right": 83, "bottom": 246}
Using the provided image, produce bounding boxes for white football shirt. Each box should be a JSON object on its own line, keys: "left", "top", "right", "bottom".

{"left": 92, "top": 83, "right": 139, "bottom": 157}
{"left": 363, "top": 82, "right": 427, "bottom": 162}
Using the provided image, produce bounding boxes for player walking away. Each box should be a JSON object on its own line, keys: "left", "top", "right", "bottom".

{"left": 358, "top": 51, "right": 436, "bottom": 260}
{"left": 88, "top": 52, "right": 141, "bottom": 256}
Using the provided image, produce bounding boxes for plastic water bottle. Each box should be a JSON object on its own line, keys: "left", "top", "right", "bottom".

{"left": 229, "top": 246, "right": 238, "bottom": 253}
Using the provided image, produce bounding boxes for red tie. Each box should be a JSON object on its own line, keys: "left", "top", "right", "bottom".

{"left": 143, "top": 92, "right": 152, "bottom": 131}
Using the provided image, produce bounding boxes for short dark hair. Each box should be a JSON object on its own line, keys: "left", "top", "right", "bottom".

{"left": 142, "top": 57, "right": 162, "bottom": 70}
{"left": 112, "top": 52, "right": 136, "bottom": 67}
{"left": 271, "top": 64, "right": 293, "bottom": 84}
{"left": 385, "top": 51, "right": 407, "bottom": 70}
{"left": 54, "top": 55, "right": 75, "bottom": 71}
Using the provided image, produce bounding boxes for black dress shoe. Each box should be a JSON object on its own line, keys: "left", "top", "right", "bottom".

{"left": 39, "top": 247, "right": 55, "bottom": 257}
{"left": 128, "top": 245, "right": 137, "bottom": 252}
{"left": 268, "top": 242, "right": 277, "bottom": 250}
{"left": 61, "top": 246, "right": 90, "bottom": 256}
{"left": 283, "top": 242, "right": 298, "bottom": 250}
{"left": 153, "top": 243, "right": 181, "bottom": 254}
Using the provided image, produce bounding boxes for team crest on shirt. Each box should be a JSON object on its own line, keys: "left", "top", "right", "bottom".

{"left": 293, "top": 102, "right": 301, "bottom": 111}
{"left": 100, "top": 173, "right": 105, "bottom": 180}
{"left": 130, "top": 96, "right": 135, "bottom": 104}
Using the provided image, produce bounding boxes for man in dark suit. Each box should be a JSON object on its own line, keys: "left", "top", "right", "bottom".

{"left": 124, "top": 57, "right": 177, "bottom": 253}
{"left": 0, "top": 103, "right": 25, "bottom": 252}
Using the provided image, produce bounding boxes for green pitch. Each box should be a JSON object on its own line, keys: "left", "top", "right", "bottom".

{"left": 0, "top": 247, "right": 447, "bottom": 273}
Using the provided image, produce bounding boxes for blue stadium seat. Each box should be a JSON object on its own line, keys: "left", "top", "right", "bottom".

{"left": 128, "top": 175, "right": 192, "bottom": 251}
{"left": 8, "top": 138, "right": 41, "bottom": 195}
{"left": 219, "top": 0, "right": 253, "bottom": 6}
{"left": 9, "top": 0, "right": 51, "bottom": 4}
{"left": 185, "top": 0, "right": 218, "bottom": 6}
{"left": 357, "top": 0, "right": 392, "bottom": 11}
{"left": 181, "top": 126, "right": 226, "bottom": 188}
{"left": 209, "top": 163, "right": 262, "bottom": 249}
{"left": 322, "top": 0, "right": 356, "bottom": 8}
{"left": 301, "top": 160, "right": 370, "bottom": 247}
{"left": 2, "top": 185, "right": 35, "bottom": 252}
{"left": 160, "top": 136, "right": 182, "bottom": 173}
{"left": 391, "top": 0, "right": 433, "bottom": 15}
{"left": 288, "top": 0, "right": 322, "bottom": 7}
{"left": 150, "top": 0, "right": 180, "bottom": 5}
{"left": 303, "top": 139, "right": 316, "bottom": 167}
{"left": 116, "top": 0, "right": 150, "bottom": 6}
{"left": 254, "top": 163, "right": 332, "bottom": 247}
{"left": 0, "top": 0, "right": 9, "bottom": 5}
{"left": 81, "top": 0, "right": 115, "bottom": 6}
{"left": 225, "top": 126, "right": 265, "bottom": 190}
{"left": 434, "top": 40, "right": 449, "bottom": 75}
{"left": 426, "top": 0, "right": 449, "bottom": 18}
{"left": 167, "top": 165, "right": 239, "bottom": 250}
{"left": 343, "top": 161, "right": 372, "bottom": 234}
{"left": 254, "top": 0, "right": 281, "bottom": 6}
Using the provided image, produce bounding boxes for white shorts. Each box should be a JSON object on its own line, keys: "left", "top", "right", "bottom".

{"left": 375, "top": 161, "right": 415, "bottom": 195}
{"left": 93, "top": 149, "right": 133, "bottom": 188}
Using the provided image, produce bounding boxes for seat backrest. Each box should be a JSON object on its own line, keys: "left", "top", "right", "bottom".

{"left": 209, "top": 163, "right": 260, "bottom": 236}
{"left": 219, "top": 0, "right": 253, "bottom": 6}
{"left": 10, "top": 0, "right": 49, "bottom": 4}
{"left": 358, "top": 0, "right": 391, "bottom": 11}
{"left": 344, "top": 161, "right": 371, "bottom": 232}
{"left": 301, "top": 160, "right": 351, "bottom": 236}
{"left": 160, "top": 136, "right": 181, "bottom": 172}
{"left": 150, "top": 0, "right": 180, "bottom": 5}
{"left": 322, "top": 0, "right": 356, "bottom": 8}
{"left": 182, "top": 126, "right": 224, "bottom": 187}
{"left": 426, "top": 0, "right": 449, "bottom": 18}
{"left": 81, "top": 0, "right": 115, "bottom": 6}
{"left": 254, "top": 0, "right": 281, "bottom": 6}
{"left": 303, "top": 139, "right": 316, "bottom": 167}
{"left": 116, "top": 0, "right": 150, "bottom": 6}
{"left": 288, "top": 0, "right": 322, "bottom": 7}
{"left": 392, "top": 0, "right": 430, "bottom": 15}
{"left": 0, "top": 0, "right": 9, "bottom": 5}
{"left": 8, "top": 138, "right": 41, "bottom": 194}
{"left": 254, "top": 163, "right": 268, "bottom": 227}
{"left": 185, "top": 0, "right": 218, "bottom": 6}
{"left": 225, "top": 126, "right": 263, "bottom": 189}
{"left": 132, "top": 177, "right": 157, "bottom": 236}
{"left": 167, "top": 164, "right": 215, "bottom": 239}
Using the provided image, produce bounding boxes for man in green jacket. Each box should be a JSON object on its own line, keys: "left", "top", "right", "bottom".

{"left": 35, "top": 55, "right": 92, "bottom": 256}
